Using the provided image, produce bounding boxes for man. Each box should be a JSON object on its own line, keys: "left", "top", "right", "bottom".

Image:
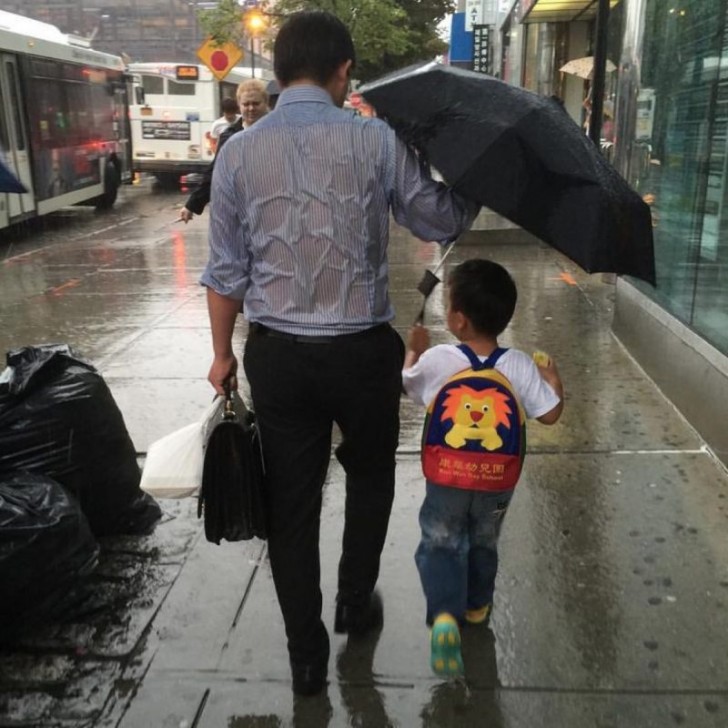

{"left": 179, "top": 80, "right": 269, "bottom": 223}
{"left": 208, "top": 96, "right": 240, "bottom": 148}
{"left": 201, "top": 11, "right": 479, "bottom": 696}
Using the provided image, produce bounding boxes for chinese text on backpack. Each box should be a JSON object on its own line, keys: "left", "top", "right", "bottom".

{"left": 422, "top": 346, "right": 525, "bottom": 491}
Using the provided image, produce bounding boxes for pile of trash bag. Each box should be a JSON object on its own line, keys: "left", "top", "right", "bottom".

{"left": 0, "top": 472, "right": 99, "bottom": 643}
{"left": 0, "top": 344, "right": 161, "bottom": 536}
{"left": 0, "top": 344, "right": 163, "bottom": 639}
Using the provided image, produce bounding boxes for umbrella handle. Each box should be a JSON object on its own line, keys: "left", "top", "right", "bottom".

{"left": 414, "top": 304, "right": 425, "bottom": 326}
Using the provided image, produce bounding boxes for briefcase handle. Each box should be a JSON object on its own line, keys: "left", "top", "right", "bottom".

{"left": 223, "top": 377, "right": 237, "bottom": 420}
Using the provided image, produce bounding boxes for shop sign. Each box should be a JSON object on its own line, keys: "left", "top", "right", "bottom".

{"left": 473, "top": 25, "right": 492, "bottom": 74}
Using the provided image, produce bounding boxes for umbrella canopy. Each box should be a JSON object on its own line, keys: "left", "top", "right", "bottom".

{"left": 0, "top": 159, "right": 27, "bottom": 194}
{"left": 560, "top": 56, "right": 617, "bottom": 79}
{"left": 359, "top": 63, "right": 655, "bottom": 284}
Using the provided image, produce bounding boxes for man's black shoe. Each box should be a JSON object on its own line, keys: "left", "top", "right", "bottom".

{"left": 334, "top": 590, "right": 383, "bottom": 635}
{"left": 291, "top": 661, "right": 327, "bottom": 697}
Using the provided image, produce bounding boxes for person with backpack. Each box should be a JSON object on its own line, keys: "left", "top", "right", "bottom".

{"left": 402, "top": 258, "right": 564, "bottom": 678}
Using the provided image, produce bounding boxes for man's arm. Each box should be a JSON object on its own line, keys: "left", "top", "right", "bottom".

{"left": 200, "top": 135, "right": 251, "bottom": 394}
{"left": 206, "top": 288, "right": 241, "bottom": 395}
{"left": 389, "top": 135, "right": 480, "bottom": 243}
{"left": 181, "top": 165, "right": 213, "bottom": 219}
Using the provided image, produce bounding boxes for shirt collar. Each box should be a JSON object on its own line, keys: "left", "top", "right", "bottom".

{"left": 276, "top": 84, "right": 335, "bottom": 108}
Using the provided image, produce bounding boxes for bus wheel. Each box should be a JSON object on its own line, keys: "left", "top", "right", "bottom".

{"left": 94, "top": 161, "right": 121, "bottom": 210}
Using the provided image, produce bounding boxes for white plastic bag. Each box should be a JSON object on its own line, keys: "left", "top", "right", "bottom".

{"left": 140, "top": 398, "right": 222, "bottom": 499}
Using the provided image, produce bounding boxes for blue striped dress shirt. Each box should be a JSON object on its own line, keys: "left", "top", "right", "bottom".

{"left": 200, "top": 85, "right": 478, "bottom": 336}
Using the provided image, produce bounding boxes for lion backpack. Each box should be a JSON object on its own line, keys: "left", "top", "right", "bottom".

{"left": 421, "top": 345, "right": 525, "bottom": 492}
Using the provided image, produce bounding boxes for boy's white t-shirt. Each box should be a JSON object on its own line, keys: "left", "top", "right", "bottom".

{"left": 402, "top": 344, "right": 560, "bottom": 420}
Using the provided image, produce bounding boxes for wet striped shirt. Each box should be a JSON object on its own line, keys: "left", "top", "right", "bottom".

{"left": 201, "top": 85, "right": 477, "bottom": 336}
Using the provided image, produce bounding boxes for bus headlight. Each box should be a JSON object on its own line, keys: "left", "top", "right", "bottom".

{"left": 188, "top": 145, "right": 201, "bottom": 160}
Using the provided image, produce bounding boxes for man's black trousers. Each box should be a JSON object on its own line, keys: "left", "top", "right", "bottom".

{"left": 243, "top": 322, "right": 405, "bottom": 665}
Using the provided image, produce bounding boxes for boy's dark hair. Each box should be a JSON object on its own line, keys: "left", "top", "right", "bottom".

{"left": 448, "top": 259, "right": 517, "bottom": 337}
{"left": 221, "top": 97, "right": 239, "bottom": 114}
{"left": 274, "top": 11, "right": 356, "bottom": 87}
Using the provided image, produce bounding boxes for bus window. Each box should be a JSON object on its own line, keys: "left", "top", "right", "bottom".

{"left": 5, "top": 61, "right": 26, "bottom": 151}
{"left": 90, "top": 84, "right": 114, "bottom": 139}
{"left": 135, "top": 86, "right": 145, "bottom": 105}
{"left": 168, "top": 79, "right": 196, "bottom": 96}
{"left": 220, "top": 81, "right": 238, "bottom": 99}
{"left": 66, "top": 82, "right": 90, "bottom": 146}
{"left": 141, "top": 75, "right": 164, "bottom": 95}
{"left": 34, "top": 78, "right": 65, "bottom": 146}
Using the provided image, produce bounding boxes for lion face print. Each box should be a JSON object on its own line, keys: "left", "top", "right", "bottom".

{"left": 440, "top": 384, "right": 513, "bottom": 451}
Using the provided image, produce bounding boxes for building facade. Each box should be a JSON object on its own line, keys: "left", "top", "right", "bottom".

{"left": 4, "top": 0, "right": 204, "bottom": 62}
{"left": 612, "top": 0, "right": 728, "bottom": 466}
{"left": 4, "top": 0, "right": 271, "bottom": 69}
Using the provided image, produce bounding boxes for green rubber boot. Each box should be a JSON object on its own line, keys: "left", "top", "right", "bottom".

{"left": 430, "top": 613, "right": 464, "bottom": 678}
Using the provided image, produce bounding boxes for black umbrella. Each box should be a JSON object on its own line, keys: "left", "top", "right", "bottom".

{"left": 359, "top": 63, "right": 656, "bottom": 285}
{"left": 198, "top": 384, "right": 266, "bottom": 544}
{"left": 0, "top": 159, "right": 27, "bottom": 194}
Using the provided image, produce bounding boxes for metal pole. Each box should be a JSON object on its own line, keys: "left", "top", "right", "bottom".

{"left": 589, "top": 0, "right": 610, "bottom": 146}
{"left": 250, "top": 36, "right": 255, "bottom": 78}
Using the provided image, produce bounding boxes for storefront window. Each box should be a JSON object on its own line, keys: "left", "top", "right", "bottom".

{"left": 626, "top": 0, "right": 728, "bottom": 353}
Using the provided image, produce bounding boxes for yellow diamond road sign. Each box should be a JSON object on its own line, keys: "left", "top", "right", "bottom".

{"left": 196, "top": 38, "right": 244, "bottom": 81}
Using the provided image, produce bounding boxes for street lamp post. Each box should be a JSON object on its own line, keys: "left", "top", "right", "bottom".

{"left": 245, "top": 10, "right": 265, "bottom": 79}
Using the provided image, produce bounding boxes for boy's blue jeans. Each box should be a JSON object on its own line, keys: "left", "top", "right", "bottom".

{"left": 415, "top": 481, "right": 514, "bottom": 625}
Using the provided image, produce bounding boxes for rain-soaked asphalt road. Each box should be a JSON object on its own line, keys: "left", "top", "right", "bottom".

{"left": 1, "top": 179, "right": 727, "bottom": 728}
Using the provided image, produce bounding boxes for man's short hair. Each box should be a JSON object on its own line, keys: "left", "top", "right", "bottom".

{"left": 221, "top": 97, "right": 239, "bottom": 114}
{"left": 274, "top": 11, "right": 355, "bottom": 87}
{"left": 236, "top": 79, "right": 269, "bottom": 105}
{"left": 448, "top": 259, "right": 517, "bottom": 337}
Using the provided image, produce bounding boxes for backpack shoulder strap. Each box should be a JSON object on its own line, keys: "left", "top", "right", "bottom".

{"left": 457, "top": 344, "right": 508, "bottom": 372}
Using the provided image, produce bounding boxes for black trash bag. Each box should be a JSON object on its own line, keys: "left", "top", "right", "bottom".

{"left": 0, "top": 472, "right": 99, "bottom": 644}
{"left": 0, "top": 344, "right": 161, "bottom": 536}
{"left": 199, "top": 388, "right": 266, "bottom": 544}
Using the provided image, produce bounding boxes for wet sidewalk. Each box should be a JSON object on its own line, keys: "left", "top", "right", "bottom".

{"left": 1, "top": 191, "right": 727, "bottom": 727}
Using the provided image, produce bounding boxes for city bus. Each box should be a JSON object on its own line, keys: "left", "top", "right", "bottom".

{"left": 0, "top": 10, "right": 132, "bottom": 231}
{"left": 128, "top": 62, "right": 274, "bottom": 187}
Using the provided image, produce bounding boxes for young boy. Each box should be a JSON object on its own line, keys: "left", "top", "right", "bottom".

{"left": 402, "top": 258, "right": 564, "bottom": 678}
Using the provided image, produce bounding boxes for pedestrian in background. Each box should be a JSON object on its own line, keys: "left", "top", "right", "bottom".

{"left": 201, "top": 10, "right": 479, "bottom": 697}
{"left": 402, "top": 259, "right": 563, "bottom": 678}
{"left": 179, "top": 79, "right": 269, "bottom": 223}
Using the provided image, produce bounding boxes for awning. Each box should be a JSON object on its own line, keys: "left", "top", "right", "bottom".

{"left": 522, "top": 0, "right": 620, "bottom": 24}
